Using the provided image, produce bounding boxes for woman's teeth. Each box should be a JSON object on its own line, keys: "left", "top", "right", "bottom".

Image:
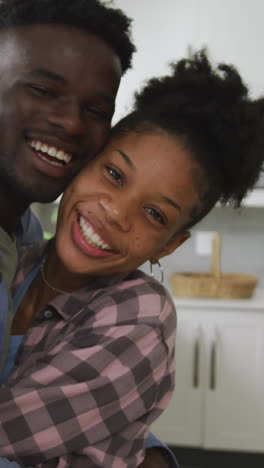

{"left": 79, "top": 216, "right": 111, "bottom": 251}
{"left": 29, "top": 140, "right": 72, "bottom": 165}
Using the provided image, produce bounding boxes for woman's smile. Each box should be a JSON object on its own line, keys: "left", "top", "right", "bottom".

{"left": 72, "top": 211, "right": 117, "bottom": 258}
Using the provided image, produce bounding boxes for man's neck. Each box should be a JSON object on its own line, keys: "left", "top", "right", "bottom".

{"left": 0, "top": 190, "right": 28, "bottom": 235}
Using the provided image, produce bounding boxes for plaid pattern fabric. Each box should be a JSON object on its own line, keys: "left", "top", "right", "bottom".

{"left": 0, "top": 242, "right": 176, "bottom": 468}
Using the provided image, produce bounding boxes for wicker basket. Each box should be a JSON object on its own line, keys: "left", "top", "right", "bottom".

{"left": 170, "top": 233, "right": 258, "bottom": 299}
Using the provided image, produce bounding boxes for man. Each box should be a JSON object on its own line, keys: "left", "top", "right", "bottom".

{"left": 0, "top": 0, "right": 177, "bottom": 466}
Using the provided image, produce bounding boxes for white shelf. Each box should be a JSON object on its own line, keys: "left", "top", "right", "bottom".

{"left": 242, "top": 189, "right": 264, "bottom": 207}
{"left": 215, "top": 189, "right": 264, "bottom": 208}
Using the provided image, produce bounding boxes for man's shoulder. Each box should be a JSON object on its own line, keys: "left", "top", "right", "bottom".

{"left": 16, "top": 208, "right": 43, "bottom": 247}
{"left": 12, "top": 240, "right": 48, "bottom": 295}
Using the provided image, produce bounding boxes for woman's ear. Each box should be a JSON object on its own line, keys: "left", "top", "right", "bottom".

{"left": 150, "top": 231, "right": 191, "bottom": 264}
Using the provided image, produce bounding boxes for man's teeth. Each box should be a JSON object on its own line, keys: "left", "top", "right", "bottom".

{"left": 79, "top": 216, "right": 111, "bottom": 251}
{"left": 29, "top": 140, "right": 72, "bottom": 164}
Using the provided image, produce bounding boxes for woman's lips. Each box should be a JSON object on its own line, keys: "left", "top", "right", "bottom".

{"left": 72, "top": 213, "right": 116, "bottom": 258}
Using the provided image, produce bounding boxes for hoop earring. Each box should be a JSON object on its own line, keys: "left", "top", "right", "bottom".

{"left": 149, "top": 260, "right": 164, "bottom": 283}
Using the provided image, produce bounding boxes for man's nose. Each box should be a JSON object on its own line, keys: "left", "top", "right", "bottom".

{"left": 47, "top": 99, "right": 84, "bottom": 136}
{"left": 99, "top": 195, "right": 131, "bottom": 232}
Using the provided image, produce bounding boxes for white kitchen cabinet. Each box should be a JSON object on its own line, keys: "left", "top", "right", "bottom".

{"left": 151, "top": 298, "right": 264, "bottom": 452}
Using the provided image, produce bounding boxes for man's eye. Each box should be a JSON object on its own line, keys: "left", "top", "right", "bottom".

{"left": 145, "top": 207, "right": 165, "bottom": 225}
{"left": 85, "top": 105, "right": 111, "bottom": 121}
{"left": 107, "top": 166, "right": 123, "bottom": 186}
{"left": 27, "top": 84, "right": 57, "bottom": 98}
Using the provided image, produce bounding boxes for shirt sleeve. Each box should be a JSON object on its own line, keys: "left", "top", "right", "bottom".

{"left": 0, "top": 279, "right": 9, "bottom": 373}
{"left": 144, "top": 432, "right": 179, "bottom": 468}
{"left": 0, "top": 458, "right": 21, "bottom": 468}
{"left": 0, "top": 227, "right": 18, "bottom": 373}
{"left": 0, "top": 315, "right": 174, "bottom": 467}
{"left": 16, "top": 208, "right": 43, "bottom": 248}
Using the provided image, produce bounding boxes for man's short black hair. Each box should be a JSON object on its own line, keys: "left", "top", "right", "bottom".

{"left": 0, "top": 0, "right": 135, "bottom": 73}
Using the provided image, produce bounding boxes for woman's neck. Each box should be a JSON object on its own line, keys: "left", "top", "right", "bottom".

{"left": 43, "top": 241, "right": 93, "bottom": 293}
{"left": 12, "top": 241, "right": 91, "bottom": 335}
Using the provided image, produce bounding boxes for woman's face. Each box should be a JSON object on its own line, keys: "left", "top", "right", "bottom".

{"left": 56, "top": 131, "right": 206, "bottom": 277}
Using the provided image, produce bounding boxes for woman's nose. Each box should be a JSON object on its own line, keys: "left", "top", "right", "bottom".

{"left": 99, "top": 195, "right": 131, "bottom": 232}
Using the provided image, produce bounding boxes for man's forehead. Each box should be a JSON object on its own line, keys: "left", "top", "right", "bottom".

{"left": 0, "top": 24, "right": 118, "bottom": 63}
{"left": 0, "top": 25, "right": 122, "bottom": 90}
{"left": 0, "top": 32, "right": 28, "bottom": 67}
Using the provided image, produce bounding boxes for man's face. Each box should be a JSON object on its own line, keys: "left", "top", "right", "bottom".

{"left": 0, "top": 25, "right": 122, "bottom": 204}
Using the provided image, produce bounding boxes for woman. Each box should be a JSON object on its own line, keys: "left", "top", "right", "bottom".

{"left": 0, "top": 51, "right": 264, "bottom": 467}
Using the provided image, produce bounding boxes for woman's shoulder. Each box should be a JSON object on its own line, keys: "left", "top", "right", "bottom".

{"left": 119, "top": 269, "right": 175, "bottom": 305}
{"left": 89, "top": 269, "right": 176, "bottom": 328}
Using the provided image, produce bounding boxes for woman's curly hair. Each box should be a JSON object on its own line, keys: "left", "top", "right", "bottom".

{"left": 112, "top": 51, "right": 264, "bottom": 228}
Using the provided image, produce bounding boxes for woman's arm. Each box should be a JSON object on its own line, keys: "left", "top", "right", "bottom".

{"left": 0, "top": 317, "right": 174, "bottom": 466}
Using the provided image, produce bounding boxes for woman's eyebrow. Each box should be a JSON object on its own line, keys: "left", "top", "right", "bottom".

{"left": 116, "top": 149, "right": 136, "bottom": 171}
{"left": 115, "top": 149, "right": 181, "bottom": 211}
{"left": 160, "top": 195, "right": 182, "bottom": 212}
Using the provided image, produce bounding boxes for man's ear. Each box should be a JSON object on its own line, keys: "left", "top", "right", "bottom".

{"left": 150, "top": 231, "right": 191, "bottom": 264}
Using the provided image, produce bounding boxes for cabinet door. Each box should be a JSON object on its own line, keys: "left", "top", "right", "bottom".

{"left": 151, "top": 318, "right": 205, "bottom": 446}
{"left": 204, "top": 320, "right": 264, "bottom": 451}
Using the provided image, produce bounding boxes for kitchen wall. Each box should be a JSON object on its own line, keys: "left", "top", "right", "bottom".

{"left": 114, "top": 0, "right": 264, "bottom": 121}
{"left": 144, "top": 206, "right": 264, "bottom": 290}
{"left": 113, "top": 0, "right": 264, "bottom": 289}
{"left": 33, "top": 0, "right": 264, "bottom": 289}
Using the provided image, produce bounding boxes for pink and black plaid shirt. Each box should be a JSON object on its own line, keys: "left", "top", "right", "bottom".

{"left": 0, "top": 241, "right": 176, "bottom": 467}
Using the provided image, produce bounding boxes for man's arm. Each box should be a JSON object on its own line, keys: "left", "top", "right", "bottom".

{"left": 140, "top": 432, "right": 179, "bottom": 468}
{"left": 0, "top": 458, "right": 21, "bottom": 467}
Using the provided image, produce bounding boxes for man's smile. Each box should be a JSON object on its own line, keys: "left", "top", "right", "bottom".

{"left": 28, "top": 139, "right": 72, "bottom": 166}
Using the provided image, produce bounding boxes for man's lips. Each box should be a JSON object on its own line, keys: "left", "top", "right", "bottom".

{"left": 27, "top": 138, "right": 73, "bottom": 166}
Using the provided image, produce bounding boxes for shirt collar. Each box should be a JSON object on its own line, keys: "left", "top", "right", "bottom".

{"left": 15, "top": 239, "right": 133, "bottom": 322}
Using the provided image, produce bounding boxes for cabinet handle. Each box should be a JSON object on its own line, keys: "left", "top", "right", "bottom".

{"left": 210, "top": 341, "right": 216, "bottom": 390}
{"left": 193, "top": 339, "right": 200, "bottom": 388}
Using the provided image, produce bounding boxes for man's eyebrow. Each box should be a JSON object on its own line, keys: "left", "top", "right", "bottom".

{"left": 160, "top": 195, "right": 182, "bottom": 212}
{"left": 28, "top": 68, "right": 115, "bottom": 105}
{"left": 29, "top": 68, "right": 67, "bottom": 85}
{"left": 116, "top": 149, "right": 136, "bottom": 170}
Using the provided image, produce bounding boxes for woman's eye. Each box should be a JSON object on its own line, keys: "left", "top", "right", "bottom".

{"left": 145, "top": 207, "right": 165, "bottom": 225}
{"left": 107, "top": 167, "right": 123, "bottom": 186}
